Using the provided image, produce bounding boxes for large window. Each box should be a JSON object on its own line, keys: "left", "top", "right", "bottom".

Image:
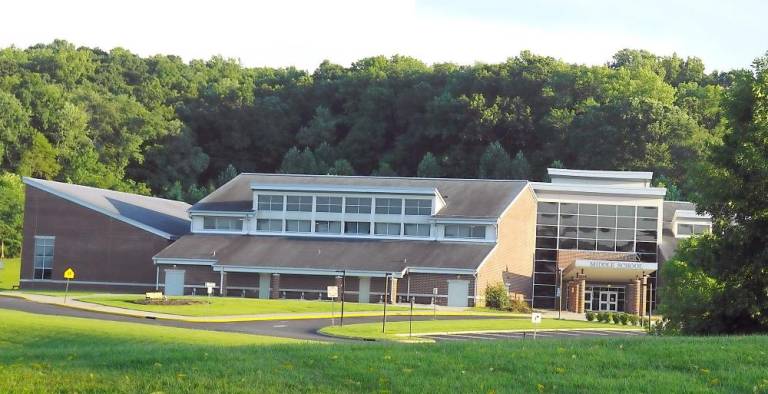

{"left": 257, "top": 195, "right": 283, "bottom": 211}
{"left": 315, "top": 220, "right": 342, "bottom": 234}
{"left": 33, "top": 236, "right": 54, "bottom": 279}
{"left": 256, "top": 219, "right": 283, "bottom": 232}
{"left": 404, "top": 199, "right": 431, "bottom": 215}
{"left": 285, "top": 219, "right": 311, "bottom": 233}
{"left": 345, "top": 197, "right": 371, "bottom": 214}
{"left": 286, "top": 196, "right": 313, "bottom": 212}
{"left": 344, "top": 221, "right": 371, "bottom": 234}
{"left": 677, "top": 223, "right": 710, "bottom": 237}
{"left": 375, "top": 198, "right": 402, "bottom": 215}
{"left": 444, "top": 224, "right": 486, "bottom": 239}
{"left": 203, "top": 216, "right": 244, "bottom": 231}
{"left": 404, "top": 223, "right": 431, "bottom": 237}
{"left": 374, "top": 222, "right": 401, "bottom": 236}
{"left": 316, "top": 196, "right": 342, "bottom": 213}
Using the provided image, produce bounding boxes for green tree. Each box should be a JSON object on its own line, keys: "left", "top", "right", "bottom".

{"left": 478, "top": 141, "right": 513, "bottom": 179}
{"left": 17, "top": 132, "right": 60, "bottom": 179}
{"left": 416, "top": 152, "right": 442, "bottom": 178}
{"left": 0, "top": 172, "right": 24, "bottom": 257}
{"left": 216, "top": 164, "right": 238, "bottom": 186}
{"left": 327, "top": 159, "right": 355, "bottom": 175}
{"left": 509, "top": 151, "right": 531, "bottom": 179}
{"left": 279, "top": 147, "right": 318, "bottom": 174}
{"left": 371, "top": 161, "right": 397, "bottom": 177}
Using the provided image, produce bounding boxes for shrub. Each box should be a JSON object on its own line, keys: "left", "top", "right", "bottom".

{"left": 484, "top": 283, "right": 510, "bottom": 310}
{"left": 619, "top": 313, "right": 629, "bottom": 325}
{"left": 607, "top": 313, "right": 615, "bottom": 324}
{"left": 629, "top": 314, "right": 639, "bottom": 326}
{"left": 585, "top": 311, "right": 596, "bottom": 321}
{"left": 506, "top": 299, "right": 532, "bottom": 313}
{"left": 597, "top": 312, "right": 607, "bottom": 323}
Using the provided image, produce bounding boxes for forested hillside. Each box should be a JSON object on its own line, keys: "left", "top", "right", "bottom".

{"left": 0, "top": 40, "right": 743, "bottom": 256}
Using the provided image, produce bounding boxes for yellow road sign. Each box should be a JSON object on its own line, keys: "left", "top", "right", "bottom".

{"left": 63, "top": 268, "right": 75, "bottom": 280}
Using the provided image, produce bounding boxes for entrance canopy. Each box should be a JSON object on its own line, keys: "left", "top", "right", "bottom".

{"left": 565, "top": 259, "right": 657, "bottom": 282}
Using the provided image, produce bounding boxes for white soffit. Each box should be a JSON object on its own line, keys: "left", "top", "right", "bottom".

{"left": 531, "top": 182, "right": 667, "bottom": 197}
{"left": 547, "top": 168, "right": 653, "bottom": 181}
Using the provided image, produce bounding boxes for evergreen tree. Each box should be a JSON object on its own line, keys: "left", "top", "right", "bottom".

{"left": 371, "top": 161, "right": 397, "bottom": 177}
{"left": 327, "top": 159, "right": 355, "bottom": 175}
{"left": 478, "top": 141, "right": 513, "bottom": 179}
{"left": 417, "top": 152, "right": 443, "bottom": 178}
{"left": 510, "top": 151, "right": 531, "bottom": 180}
{"left": 216, "top": 164, "right": 238, "bottom": 187}
{"left": 279, "top": 147, "right": 318, "bottom": 174}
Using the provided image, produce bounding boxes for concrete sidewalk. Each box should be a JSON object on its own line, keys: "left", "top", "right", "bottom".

{"left": 0, "top": 291, "right": 516, "bottom": 323}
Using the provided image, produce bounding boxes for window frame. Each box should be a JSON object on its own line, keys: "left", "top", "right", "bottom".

{"left": 375, "top": 198, "right": 402, "bottom": 215}
{"left": 257, "top": 194, "right": 284, "bottom": 211}
{"left": 33, "top": 236, "right": 55, "bottom": 280}
{"left": 404, "top": 199, "right": 432, "bottom": 215}
{"left": 316, "top": 196, "right": 342, "bottom": 213}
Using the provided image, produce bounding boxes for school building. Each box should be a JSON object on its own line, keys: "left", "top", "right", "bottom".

{"left": 19, "top": 168, "right": 710, "bottom": 314}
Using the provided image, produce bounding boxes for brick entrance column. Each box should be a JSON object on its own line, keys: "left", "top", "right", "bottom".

{"left": 270, "top": 273, "right": 281, "bottom": 299}
{"left": 626, "top": 278, "right": 641, "bottom": 315}
{"left": 566, "top": 280, "right": 578, "bottom": 312}
{"left": 639, "top": 275, "right": 648, "bottom": 317}
{"left": 389, "top": 277, "right": 398, "bottom": 304}
{"left": 577, "top": 275, "right": 586, "bottom": 314}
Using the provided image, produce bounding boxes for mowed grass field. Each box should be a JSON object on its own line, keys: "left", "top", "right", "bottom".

{"left": 321, "top": 318, "right": 641, "bottom": 341}
{"left": 82, "top": 295, "right": 410, "bottom": 316}
{"left": 0, "top": 257, "right": 20, "bottom": 289}
{"left": 2, "top": 308, "right": 768, "bottom": 393}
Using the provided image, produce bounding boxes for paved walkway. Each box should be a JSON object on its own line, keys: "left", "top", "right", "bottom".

{"left": 0, "top": 291, "right": 510, "bottom": 322}
{"left": 421, "top": 329, "right": 645, "bottom": 342}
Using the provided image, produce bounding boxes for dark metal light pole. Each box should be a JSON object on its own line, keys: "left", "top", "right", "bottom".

{"left": 382, "top": 273, "right": 390, "bottom": 334}
{"left": 340, "top": 269, "right": 346, "bottom": 327}
{"left": 558, "top": 267, "right": 563, "bottom": 320}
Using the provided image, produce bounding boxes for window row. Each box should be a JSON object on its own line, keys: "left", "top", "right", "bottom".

{"left": 535, "top": 248, "right": 657, "bottom": 263}
{"left": 677, "top": 223, "right": 710, "bottom": 236}
{"left": 538, "top": 202, "right": 658, "bottom": 218}
{"left": 203, "top": 216, "right": 245, "bottom": 231}
{"left": 536, "top": 214, "right": 657, "bottom": 230}
{"left": 536, "top": 226, "right": 657, "bottom": 242}
{"left": 444, "top": 224, "right": 486, "bottom": 239}
{"left": 257, "top": 195, "right": 432, "bottom": 215}
{"left": 535, "top": 237, "right": 657, "bottom": 253}
{"left": 254, "top": 219, "right": 433, "bottom": 237}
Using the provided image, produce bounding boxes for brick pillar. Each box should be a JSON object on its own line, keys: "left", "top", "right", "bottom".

{"left": 639, "top": 275, "right": 648, "bottom": 317}
{"left": 566, "top": 280, "right": 578, "bottom": 312}
{"left": 626, "top": 279, "right": 641, "bottom": 315}
{"left": 220, "top": 272, "right": 228, "bottom": 297}
{"left": 578, "top": 276, "right": 586, "bottom": 314}
{"left": 270, "top": 273, "right": 281, "bottom": 299}
{"left": 389, "top": 277, "right": 398, "bottom": 304}
{"left": 335, "top": 276, "right": 344, "bottom": 301}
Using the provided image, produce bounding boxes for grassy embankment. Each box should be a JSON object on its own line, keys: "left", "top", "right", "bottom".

{"left": 0, "top": 257, "right": 20, "bottom": 289}
{"left": 82, "top": 295, "right": 411, "bottom": 316}
{"left": 320, "top": 318, "right": 641, "bottom": 341}
{"left": 1, "top": 308, "right": 767, "bottom": 393}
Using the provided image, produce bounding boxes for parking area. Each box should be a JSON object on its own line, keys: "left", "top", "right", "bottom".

{"left": 422, "top": 329, "right": 646, "bottom": 342}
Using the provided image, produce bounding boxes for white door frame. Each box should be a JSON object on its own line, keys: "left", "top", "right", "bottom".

{"left": 358, "top": 277, "right": 371, "bottom": 303}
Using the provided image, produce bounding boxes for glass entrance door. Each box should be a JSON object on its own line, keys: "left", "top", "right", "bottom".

{"left": 599, "top": 290, "right": 619, "bottom": 312}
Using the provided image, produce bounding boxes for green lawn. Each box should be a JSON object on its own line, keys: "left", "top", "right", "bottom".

{"left": 0, "top": 257, "right": 20, "bottom": 289}
{"left": 321, "top": 318, "right": 641, "bottom": 341}
{"left": 82, "top": 295, "right": 410, "bottom": 316}
{"left": 1, "top": 308, "right": 767, "bottom": 393}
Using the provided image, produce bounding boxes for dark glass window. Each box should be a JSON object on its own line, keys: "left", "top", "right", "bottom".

{"left": 578, "top": 227, "right": 596, "bottom": 239}
{"left": 578, "top": 239, "right": 597, "bottom": 250}
{"left": 639, "top": 253, "right": 657, "bottom": 263}
{"left": 560, "top": 203, "right": 578, "bottom": 214}
{"left": 579, "top": 215, "right": 597, "bottom": 227}
{"left": 598, "top": 205, "right": 617, "bottom": 216}
{"left": 617, "top": 228, "right": 635, "bottom": 240}
{"left": 535, "top": 249, "right": 557, "bottom": 261}
{"left": 617, "top": 206, "right": 636, "bottom": 217}
{"left": 598, "top": 216, "right": 617, "bottom": 227}
{"left": 559, "top": 226, "right": 577, "bottom": 238}
{"left": 579, "top": 204, "right": 597, "bottom": 215}
{"left": 560, "top": 214, "right": 577, "bottom": 226}
{"left": 597, "top": 240, "right": 615, "bottom": 251}
{"left": 538, "top": 202, "right": 558, "bottom": 214}
{"left": 316, "top": 196, "right": 342, "bottom": 213}
{"left": 536, "top": 237, "right": 557, "bottom": 249}
{"left": 637, "top": 206, "right": 658, "bottom": 218}
{"left": 535, "top": 262, "right": 557, "bottom": 273}
{"left": 637, "top": 218, "right": 657, "bottom": 230}
{"left": 617, "top": 217, "right": 636, "bottom": 228}
{"left": 537, "top": 213, "right": 558, "bottom": 225}
{"left": 677, "top": 224, "right": 693, "bottom": 235}
{"left": 616, "top": 240, "right": 635, "bottom": 252}
{"left": 636, "top": 242, "right": 657, "bottom": 253}
{"left": 537, "top": 225, "right": 558, "bottom": 237}
{"left": 596, "top": 228, "right": 616, "bottom": 240}
{"left": 534, "top": 286, "right": 556, "bottom": 299}
{"left": 559, "top": 238, "right": 578, "bottom": 250}
{"left": 636, "top": 230, "right": 657, "bottom": 242}
{"left": 534, "top": 272, "right": 556, "bottom": 285}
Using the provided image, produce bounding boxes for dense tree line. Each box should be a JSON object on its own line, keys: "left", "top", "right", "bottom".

{"left": 0, "top": 40, "right": 740, "bottom": 257}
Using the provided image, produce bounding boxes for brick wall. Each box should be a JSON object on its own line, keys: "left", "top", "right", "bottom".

{"left": 475, "top": 186, "right": 537, "bottom": 305}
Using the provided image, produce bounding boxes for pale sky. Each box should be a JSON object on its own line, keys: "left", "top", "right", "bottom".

{"left": 2, "top": 0, "right": 766, "bottom": 72}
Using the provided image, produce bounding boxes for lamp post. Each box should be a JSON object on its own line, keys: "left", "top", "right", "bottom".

{"left": 557, "top": 267, "right": 564, "bottom": 319}
{"left": 335, "top": 269, "right": 347, "bottom": 326}
{"left": 382, "top": 272, "right": 391, "bottom": 334}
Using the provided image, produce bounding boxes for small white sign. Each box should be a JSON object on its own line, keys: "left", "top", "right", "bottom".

{"left": 327, "top": 285, "right": 338, "bottom": 298}
{"left": 205, "top": 282, "right": 216, "bottom": 295}
{"left": 432, "top": 287, "right": 438, "bottom": 295}
{"left": 531, "top": 312, "right": 542, "bottom": 324}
